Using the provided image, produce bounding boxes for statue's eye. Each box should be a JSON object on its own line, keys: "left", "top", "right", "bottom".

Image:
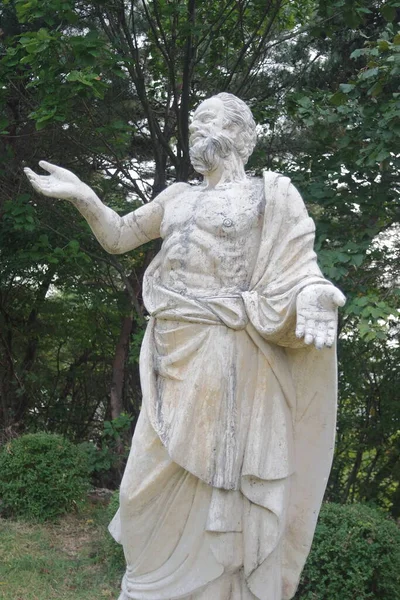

{"left": 200, "top": 113, "right": 214, "bottom": 123}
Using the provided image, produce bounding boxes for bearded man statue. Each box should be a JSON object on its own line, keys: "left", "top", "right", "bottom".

{"left": 25, "top": 93, "right": 345, "bottom": 600}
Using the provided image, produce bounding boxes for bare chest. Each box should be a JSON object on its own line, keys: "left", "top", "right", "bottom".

{"left": 160, "top": 181, "right": 264, "bottom": 241}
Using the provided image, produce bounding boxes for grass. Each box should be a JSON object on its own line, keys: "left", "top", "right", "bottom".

{"left": 0, "top": 502, "right": 124, "bottom": 600}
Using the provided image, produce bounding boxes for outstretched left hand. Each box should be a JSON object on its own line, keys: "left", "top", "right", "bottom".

{"left": 296, "top": 283, "right": 346, "bottom": 349}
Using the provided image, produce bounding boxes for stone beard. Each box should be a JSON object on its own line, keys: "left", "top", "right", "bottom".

{"left": 189, "top": 129, "right": 235, "bottom": 175}
{"left": 24, "top": 92, "right": 344, "bottom": 600}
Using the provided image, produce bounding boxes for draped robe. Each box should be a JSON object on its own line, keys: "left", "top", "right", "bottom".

{"left": 109, "top": 172, "right": 337, "bottom": 600}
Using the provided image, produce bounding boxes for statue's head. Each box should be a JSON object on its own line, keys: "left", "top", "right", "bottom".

{"left": 189, "top": 93, "right": 257, "bottom": 176}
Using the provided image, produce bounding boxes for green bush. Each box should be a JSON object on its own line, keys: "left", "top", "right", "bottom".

{"left": 0, "top": 432, "right": 90, "bottom": 521}
{"left": 79, "top": 413, "right": 133, "bottom": 488}
{"left": 296, "top": 503, "right": 400, "bottom": 600}
{"left": 102, "top": 489, "right": 125, "bottom": 573}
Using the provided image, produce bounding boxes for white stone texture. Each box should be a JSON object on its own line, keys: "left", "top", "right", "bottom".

{"left": 25, "top": 92, "right": 345, "bottom": 600}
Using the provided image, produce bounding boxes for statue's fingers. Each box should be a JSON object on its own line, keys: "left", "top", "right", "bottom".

{"left": 314, "top": 323, "right": 328, "bottom": 350}
{"left": 24, "top": 169, "right": 51, "bottom": 196}
{"left": 24, "top": 168, "right": 41, "bottom": 185}
{"left": 39, "top": 160, "right": 58, "bottom": 174}
{"left": 39, "top": 180, "right": 51, "bottom": 191}
{"left": 28, "top": 178, "right": 43, "bottom": 194}
{"left": 325, "top": 323, "right": 337, "bottom": 347}
{"left": 24, "top": 169, "right": 38, "bottom": 184}
{"left": 38, "top": 174, "right": 53, "bottom": 184}
{"left": 304, "top": 333, "right": 314, "bottom": 345}
{"left": 304, "top": 319, "right": 315, "bottom": 345}
{"left": 295, "top": 313, "right": 306, "bottom": 338}
{"left": 332, "top": 288, "right": 346, "bottom": 307}
{"left": 24, "top": 167, "right": 37, "bottom": 178}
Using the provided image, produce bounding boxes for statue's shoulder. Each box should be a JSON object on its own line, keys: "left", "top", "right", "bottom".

{"left": 164, "top": 181, "right": 191, "bottom": 196}
{"left": 262, "top": 170, "right": 292, "bottom": 206}
{"left": 154, "top": 181, "right": 191, "bottom": 206}
{"left": 262, "top": 169, "right": 291, "bottom": 187}
{"left": 169, "top": 181, "right": 192, "bottom": 192}
{"left": 261, "top": 170, "right": 308, "bottom": 218}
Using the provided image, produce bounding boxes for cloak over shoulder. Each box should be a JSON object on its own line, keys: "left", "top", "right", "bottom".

{"left": 243, "top": 172, "right": 337, "bottom": 599}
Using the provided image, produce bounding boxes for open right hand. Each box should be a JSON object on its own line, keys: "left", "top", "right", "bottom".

{"left": 24, "top": 161, "right": 85, "bottom": 201}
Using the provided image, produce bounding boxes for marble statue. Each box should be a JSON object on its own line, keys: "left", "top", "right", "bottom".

{"left": 24, "top": 92, "right": 345, "bottom": 600}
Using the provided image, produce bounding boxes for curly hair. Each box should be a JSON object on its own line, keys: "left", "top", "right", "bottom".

{"left": 214, "top": 92, "right": 257, "bottom": 164}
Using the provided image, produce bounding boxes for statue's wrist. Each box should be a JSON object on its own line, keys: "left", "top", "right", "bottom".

{"left": 70, "top": 183, "right": 94, "bottom": 206}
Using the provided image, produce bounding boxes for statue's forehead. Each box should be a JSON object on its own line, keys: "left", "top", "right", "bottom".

{"left": 193, "top": 97, "right": 224, "bottom": 119}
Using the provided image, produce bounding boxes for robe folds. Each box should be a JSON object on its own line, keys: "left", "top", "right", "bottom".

{"left": 109, "top": 172, "right": 338, "bottom": 600}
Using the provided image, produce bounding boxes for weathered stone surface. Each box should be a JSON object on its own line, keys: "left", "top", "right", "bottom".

{"left": 25, "top": 92, "right": 345, "bottom": 600}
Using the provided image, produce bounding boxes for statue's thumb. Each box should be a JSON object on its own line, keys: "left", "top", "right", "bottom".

{"left": 333, "top": 288, "right": 346, "bottom": 307}
{"left": 39, "top": 160, "right": 57, "bottom": 173}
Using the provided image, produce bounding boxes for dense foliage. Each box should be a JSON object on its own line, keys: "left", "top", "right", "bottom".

{"left": 0, "top": 432, "right": 90, "bottom": 520}
{"left": 295, "top": 503, "right": 400, "bottom": 599}
{"left": 80, "top": 413, "right": 134, "bottom": 487}
{"left": 103, "top": 490, "right": 125, "bottom": 573}
{"left": 0, "top": 1, "right": 399, "bottom": 506}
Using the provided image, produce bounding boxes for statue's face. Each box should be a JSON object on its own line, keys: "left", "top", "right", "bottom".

{"left": 189, "top": 97, "right": 232, "bottom": 175}
{"left": 189, "top": 97, "right": 225, "bottom": 149}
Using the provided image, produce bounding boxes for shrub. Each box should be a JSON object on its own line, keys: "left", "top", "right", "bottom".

{"left": 0, "top": 432, "right": 90, "bottom": 521}
{"left": 103, "top": 489, "right": 125, "bottom": 573}
{"left": 296, "top": 503, "right": 400, "bottom": 600}
{"left": 79, "top": 413, "right": 133, "bottom": 488}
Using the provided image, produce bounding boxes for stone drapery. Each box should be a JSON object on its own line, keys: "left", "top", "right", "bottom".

{"left": 109, "top": 172, "right": 337, "bottom": 600}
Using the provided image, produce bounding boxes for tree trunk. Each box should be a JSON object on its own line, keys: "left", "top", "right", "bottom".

{"left": 176, "top": 0, "right": 196, "bottom": 182}
{"left": 0, "top": 377, "right": 9, "bottom": 432}
{"left": 14, "top": 267, "right": 56, "bottom": 424}
{"left": 110, "top": 313, "right": 133, "bottom": 421}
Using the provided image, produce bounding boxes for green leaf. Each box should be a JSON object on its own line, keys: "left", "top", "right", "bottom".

{"left": 368, "top": 81, "right": 383, "bottom": 97}
{"left": 378, "top": 40, "right": 390, "bottom": 52}
{"left": 297, "top": 96, "right": 313, "bottom": 108}
{"left": 339, "top": 83, "right": 356, "bottom": 94}
{"left": 350, "top": 48, "right": 365, "bottom": 59}
{"left": 359, "top": 67, "right": 380, "bottom": 80}
{"left": 381, "top": 4, "right": 396, "bottom": 21}
{"left": 375, "top": 148, "right": 391, "bottom": 161}
{"left": 330, "top": 91, "right": 348, "bottom": 106}
{"left": 68, "top": 240, "right": 80, "bottom": 252}
{"left": 351, "top": 254, "right": 364, "bottom": 267}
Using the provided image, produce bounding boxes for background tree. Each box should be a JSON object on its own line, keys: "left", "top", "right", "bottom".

{"left": 0, "top": 0, "right": 399, "bottom": 504}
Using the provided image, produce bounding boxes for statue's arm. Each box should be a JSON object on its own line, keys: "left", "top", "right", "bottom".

{"left": 246, "top": 173, "right": 345, "bottom": 350}
{"left": 24, "top": 161, "right": 173, "bottom": 254}
{"left": 284, "top": 181, "right": 346, "bottom": 349}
